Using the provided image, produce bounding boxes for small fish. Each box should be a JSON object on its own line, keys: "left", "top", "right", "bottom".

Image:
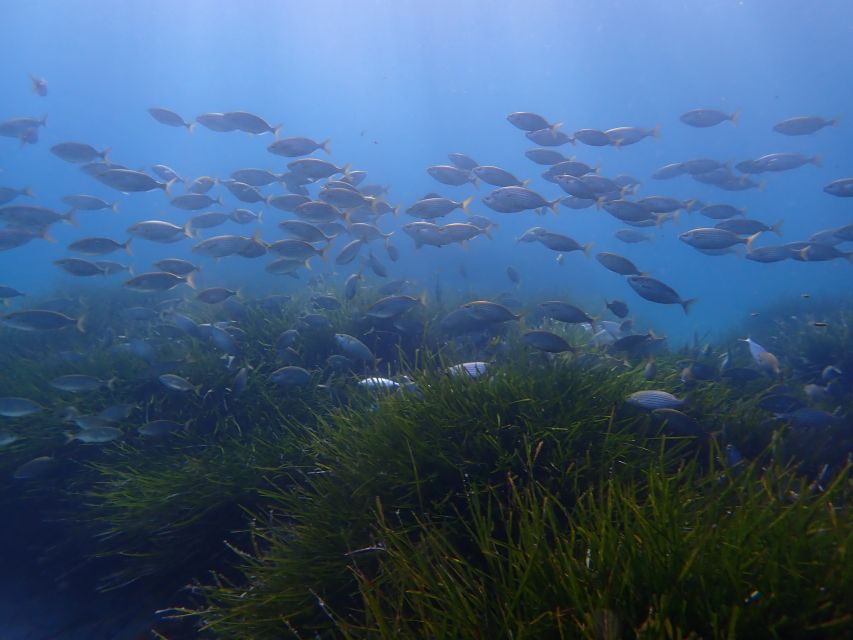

{"left": 2, "top": 309, "right": 84, "bottom": 332}
{"left": 148, "top": 107, "right": 194, "bottom": 131}
{"left": 606, "top": 299, "right": 629, "bottom": 318}
{"left": 595, "top": 252, "right": 643, "bottom": 276}
{"left": 66, "top": 427, "right": 123, "bottom": 444}
{"left": 823, "top": 178, "right": 853, "bottom": 198}
{"left": 626, "top": 276, "right": 695, "bottom": 314}
{"left": 447, "top": 362, "right": 488, "bottom": 378}
{"left": 680, "top": 108, "right": 738, "bottom": 128}
{"left": 507, "top": 112, "right": 558, "bottom": 132}
{"left": 522, "top": 330, "right": 574, "bottom": 353}
{"left": 0, "top": 397, "right": 45, "bottom": 417}
{"left": 626, "top": 390, "right": 685, "bottom": 410}
{"left": 740, "top": 337, "right": 781, "bottom": 377}
{"left": 30, "top": 74, "right": 48, "bottom": 96}
{"left": 222, "top": 111, "right": 280, "bottom": 135}
{"left": 427, "top": 165, "right": 477, "bottom": 187}
{"left": 50, "top": 374, "right": 114, "bottom": 393}
{"left": 772, "top": 116, "right": 837, "bottom": 136}
{"left": 54, "top": 258, "right": 107, "bottom": 277}
{"left": 196, "top": 288, "right": 238, "bottom": 304}
{"left": 13, "top": 456, "right": 56, "bottom": 480}
{"left": 50, "top": 142, "right": 110, "bottom": 164}
{"left": 269, "top": 366, "right": 311, "bottom": 387}
{"left": 124, "top": 271, "right": 196, "bottom": 292}
{"left": 96, "top": 169, "right": 173, "bottom": 193}
{"left": 139, "top": 420, "right": 185, "bottom": 437}
{"left": 68, "top": 237, "right": 132, "bottom": 256}
{"left": 335, "top": 333, "right": 375, "bottom": 363}
{"left": 159, "top": 374, "right": 199, "bottom": 393}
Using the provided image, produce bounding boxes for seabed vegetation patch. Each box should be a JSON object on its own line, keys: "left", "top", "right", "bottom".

{"left": 0, "top": 292, "right": 851, "bottom": 639}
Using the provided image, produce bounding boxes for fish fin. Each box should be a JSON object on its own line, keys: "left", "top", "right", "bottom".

{"left": 41, "top": 114, "right": 48, "bottom": 127}
{"left": 770, "top": 220, "right": 784, "bottom": 237}
{"left": 320, "top": 139, "right": 331, "bottom": 154}
{"left": 76, "top": 314, "right": 88, "bottom": 333}
{"left": 303, "top": 258, "right": 313, "bottom": 271}
{"left": 392, "top": 204, "right": 400, "bottom": 217}
{"left": 812, "top": 154, "right": 823, "bottom": 167}
{"left": 482, "top": 225, "right": 493, "bottom": 240}
{"left": 419, "top": 290, "right": 428, "bottom": 306}
{"left": 681, "top": 298, "right": 698, "bottom": 315}
{"left": 730, "top": 110, "right": 740, "bottom": 125}
{"left": 22, "top": 186, "right": 35, "bottom": 198}
{"left": 549, "top": 199, "right": 560, "bottom": 214}
{"left": 216, "top": 196, "right": 224, "bottom": 206}
{"left": 520, "top": 179, "right": 530, "bottom": 188}
{"left": 182, "top": 222, "right": 196, "bottom": 239}
{"left": 550, "top": 121, "right": 562, "bottom": 132}
{"left": 320, "top": 244, "right": 330, "bottom": 262}
{"left": 185, "top": 272, "right": 197, "bottom": 290}
{"left": 101, "top": 147, "right": 111, "bottom": 162}
{"left": 471, "top": 175, "right": 480, "bottom": 189}
{"left": 272, "top": 124, "right": 283, "bottom": 138}
{"left": 165, "top": 178, "right": 177, "bottom": 196}
{"left": 64, "top": 211, "right": 78, "bottom": 226}
{"left": 40, "top": 228, "right": 56, "bottom": 243}
{"left": 651, "top": 125, "right": 661, "bottom": 138}
{"left": 111, "top": 201, "right": 119, "bottom": 212}
{"left": 124, "top": 238, "right": 133, "bottom": 256}
{"left": 64, "top": 432, "right": 77, "bottom": 445}
{"left": 107, "top": 377, "right": 118, "bottom": 391}
{"left": 745, "top": 232, "right": 761, "bottom": 252}
{"left": 583, "top": 242, "right": 593, "bottom": 257}
{"left": 340, "top": 163, "right": 352, "bottom": 178}
{"left": 186, "top": 122, "right": 196, "bottom": 133}
{"left": 127, "top": 265, "right": 135, "bottom": 276}
{"left": 460, "top": 196, "right": 473, "bottom": 215}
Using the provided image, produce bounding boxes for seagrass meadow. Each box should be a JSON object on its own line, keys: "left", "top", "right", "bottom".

{"left": 0, "top": 292, "right": 851, "bottom": 640}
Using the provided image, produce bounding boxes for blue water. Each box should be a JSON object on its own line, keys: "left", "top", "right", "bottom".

{"left": 1, "top": 0, "right": 852, "bottom": 342}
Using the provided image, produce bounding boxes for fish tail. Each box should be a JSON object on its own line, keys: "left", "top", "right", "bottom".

{"left": 460, "top": 196, "right": 473, "bottom": 215}
{"left": 76, "top": 314, "right": 87, "bottom": 333}
{"left": 303, "top": 258, "right": 313, "bottom": 271}
{"left": 110, "top": 201, "right": 119, "bottom": 212}
{"left": 165, "top": 178, "right": 177, "bottom": 197}
{"left": 320, "top": 244, "right": 331, "bottom": 262}
{"left": 582, "top": 242, "right": 593, "bottom": 257}
{"left": 21, "top": 186, "right": 34, "bottom": 198}
{"left": 549, "top": 199, "right": 560, "bottom": 214}
{"left": 520, "top": 178, "right": 530, "bottom": 188}
{"left": 101, "top": 147, "right": 111, "bottom": 162}
{"left": 41, "top": 113, "right": 48, "bottom": 127}
{"left": 320, "top": 138, "right": 331, "bottom": 155}
{"left": 185, "top": 272, "right": 198, "bottom": 290}
{"left": 471, "top": 175, "right": 480, "bottom": 189}
{"left": 272, "top": 124, "right": 283, "bottom": 139}
{"left": 831, "top": 116, "right": 841, "bottom": 127}
{"left": 651, "top": 125, "right": 662, "bottom": 138}
{"left": 745, "top": 231, "right": 761, "bottom": 253}
{"left": 550, "top": 121, "right": 563, "bottom": 133}
{"left": 64, "top": 211, "right": 78, "bottom": 226}
{"left": 39, "top": 227, "right": 56, "bottom": 243}
{"left": 186, "top": 122, "right": 196, "bottom": 134}
{"left": 812, "top": 154, "right": 823, "bottom": 167}
{"left": 770, "top": 220, "right": 784, "bottom": 237}
{"left": 730, "top": 110, "right": 740, "bottom": 126}
{"left": 124, "top": 238, "right": 133, "bottom": 256}
{"left": 182, "top": 222, "right": 196, "bottom": 239}
{"left": 681, "top": 298, "right": 697, "bottom": 315}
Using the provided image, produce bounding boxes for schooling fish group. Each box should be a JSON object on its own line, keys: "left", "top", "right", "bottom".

{"left": 1, "top": 87, "right": 851, "bottom": 475}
